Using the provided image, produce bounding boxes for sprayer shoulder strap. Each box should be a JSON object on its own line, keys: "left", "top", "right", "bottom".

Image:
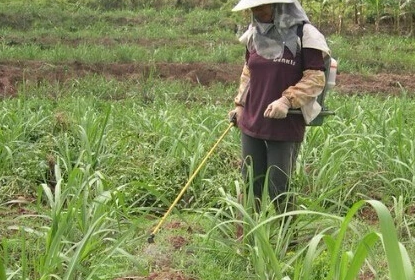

{"left": 297, "top": 22, "right": 305, "bottom": 64}
{"left": 296, "top": 23, "right": 331, "bottom": 82}
{"left": 297, "top": 22, "right": 305, "bottom": 45}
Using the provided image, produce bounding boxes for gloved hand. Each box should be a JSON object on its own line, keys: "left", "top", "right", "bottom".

{"left": 263, "top": 96, "right": 291, "bottom": 119}
{"left": 228, "top": 106, "right": 243, "bottom": 126}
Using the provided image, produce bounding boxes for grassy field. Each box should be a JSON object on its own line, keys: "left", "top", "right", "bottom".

{"left": 1, "top": 1, "right": 415, "bottom": 280}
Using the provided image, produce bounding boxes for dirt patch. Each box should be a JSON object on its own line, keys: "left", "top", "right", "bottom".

{"left": 358, "top": 206, "right": 380, "bottom": 226}
{"left": 336, "top": 73, "right": 415, "bottom": 96}
{"left": 0, "top": 75, "right": 17, "bottom": 97}
{"left": 114, "top": 268, "right": 196, "bottom": 280}
{"left": 136, "top": 220, "right": 197, "bottom": 280}
{"left": 1, "top": 61, "right": 415, "bottom": 98}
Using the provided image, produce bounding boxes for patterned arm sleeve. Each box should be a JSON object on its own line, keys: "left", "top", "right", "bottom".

{"left": 234, "top": 63, "right": 250, "bottom": 107}
{"left": 282, "top": 69, "right": 325, "bottom": 109}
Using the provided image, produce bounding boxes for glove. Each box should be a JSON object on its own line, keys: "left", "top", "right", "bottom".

{"left": 228, "top": 106, "right": 243, "bottom": 126}
{"left": 264, "top": 96, "right": 291, "bottom": 119}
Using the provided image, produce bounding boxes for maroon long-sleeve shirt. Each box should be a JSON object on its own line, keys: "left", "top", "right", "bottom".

{"left": 239, "top": 47, "right": 325, "bottom": 142}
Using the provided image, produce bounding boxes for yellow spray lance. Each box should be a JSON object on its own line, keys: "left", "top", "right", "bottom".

{"left": 148, "top": 114, "right": 236, "bottom": 243}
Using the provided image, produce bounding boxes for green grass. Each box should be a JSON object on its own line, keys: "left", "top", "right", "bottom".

{"left": 1, "top": 1, "right": 415, "bottom": 70}
{"left": 1, "top": 1, "right": 415, "bottom": 279}
{"left": 1, "top": 77, "right": 414, "bottom": 279}
{"left": 329, "top": 34, "right": 415, "bottom": 74}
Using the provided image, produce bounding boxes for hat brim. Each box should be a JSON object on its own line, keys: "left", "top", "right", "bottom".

{"left": 232, "top": 0, "right": 294, "bottom": 11}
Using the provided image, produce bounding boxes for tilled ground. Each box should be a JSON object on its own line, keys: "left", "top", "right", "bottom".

{"left": 1, "top": 60, "right": 415, "bottom": 98}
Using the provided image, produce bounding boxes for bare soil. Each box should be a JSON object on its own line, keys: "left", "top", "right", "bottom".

{"left": 1, "top": 60, "right": 415, "bottom": 98}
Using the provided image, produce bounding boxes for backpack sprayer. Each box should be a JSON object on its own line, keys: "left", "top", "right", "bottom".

{"left": 288, "top": 57, "right": 337, "bottom": 126}
{"left": 288, "top": 22, "right": 337, "bottom": 126}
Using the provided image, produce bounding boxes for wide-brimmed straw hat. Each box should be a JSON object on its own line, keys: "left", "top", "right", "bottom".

{"left": 232, "top": 0, "right": 294, "bottom": 12}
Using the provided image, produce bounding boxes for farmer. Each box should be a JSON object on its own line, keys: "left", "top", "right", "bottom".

{"left": 229, "top": 0, "right": 331, "bottom": 213}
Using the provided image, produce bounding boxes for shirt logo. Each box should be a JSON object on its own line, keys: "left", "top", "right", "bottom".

{"left": 272, "top": 57, "right": 296, "bottom": 65}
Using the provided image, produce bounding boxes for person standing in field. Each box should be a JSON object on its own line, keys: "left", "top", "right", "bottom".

{"left": 229, "top": 0, "right": 331, "bottom": 213}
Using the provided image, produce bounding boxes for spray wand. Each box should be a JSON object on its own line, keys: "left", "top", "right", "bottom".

{"left": 148, "top": 114, "right": 237, "bottom": 243}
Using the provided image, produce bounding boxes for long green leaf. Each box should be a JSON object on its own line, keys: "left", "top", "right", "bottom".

{"left": 366, "top": 200, "right": 414, "bottom": 280}
{"left": 301, "top": 233, "right": 325, "bottom": 280}
{"left": 344, "top": 232, "right": 379, "bottom": 280}
{"left": 399, "top": 243, "right": 415, "bottom": 280}
{"left": 326, "top": 200, "right": 365, "bottom": 280}
{"left": 0, "top": 254, "right": 6, "bottom": 280}
{"left": 63, "top": 215, "right": 105, "bottom": 280}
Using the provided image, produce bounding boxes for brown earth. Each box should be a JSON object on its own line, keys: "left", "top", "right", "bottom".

{"left": 1, "top": 60, "right": 415, "bottom": 98}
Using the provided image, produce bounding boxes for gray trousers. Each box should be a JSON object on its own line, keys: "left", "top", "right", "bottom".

{"left": 241, "top": 133, "right": 301, "bottom": 212}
